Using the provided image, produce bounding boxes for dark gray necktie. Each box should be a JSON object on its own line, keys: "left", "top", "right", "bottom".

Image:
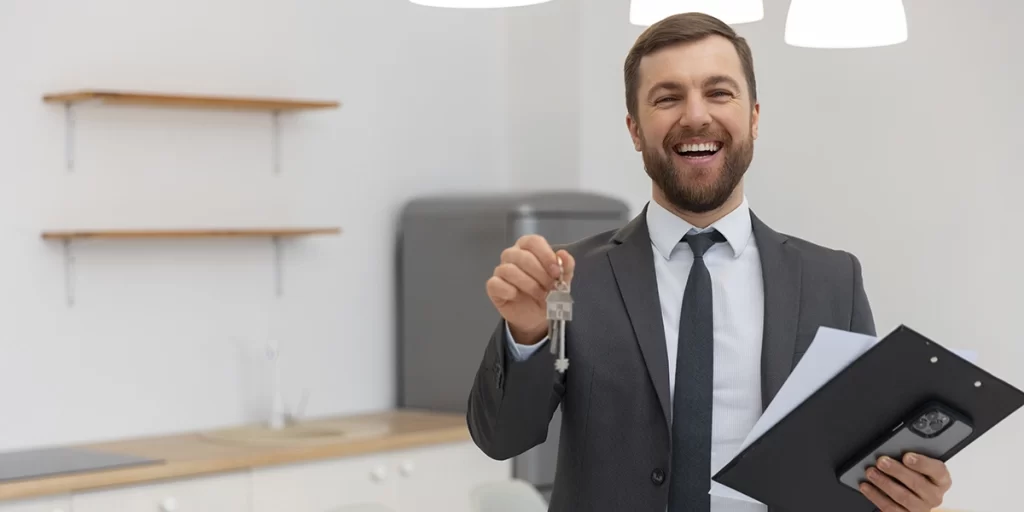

{"left": 669, "top": 229, "right": 725, "bottom": 512}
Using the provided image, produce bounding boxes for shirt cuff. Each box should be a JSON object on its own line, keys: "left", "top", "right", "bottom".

{"left": 504, "top": 321, "right": 549, "bottom": 362}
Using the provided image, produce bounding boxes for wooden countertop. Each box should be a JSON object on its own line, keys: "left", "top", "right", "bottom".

{"left": 0, "top": 409, "right": 471, "bottom": 502}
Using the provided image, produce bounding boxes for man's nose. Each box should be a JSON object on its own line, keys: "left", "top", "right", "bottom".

{"left": 678, "top": 98, "right": 712, "bottom": 129}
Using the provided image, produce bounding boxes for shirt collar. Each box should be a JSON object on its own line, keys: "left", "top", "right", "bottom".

{"left": 646, "top": 196, "right": 753, "bottom": 260}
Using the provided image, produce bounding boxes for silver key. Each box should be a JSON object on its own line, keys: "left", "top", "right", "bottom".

{"left": 546, "top": 257, "right": 573, "bottom": 373}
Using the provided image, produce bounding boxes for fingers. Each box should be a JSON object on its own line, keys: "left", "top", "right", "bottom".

{"left": 485, "top": 275, "right": 518, "bottom": 305}
{"left": 861, "top": 455, "right": 952, "bottom": 512}
{"left": 859, "top": 481, "right": 907, "bottom": 512}
{"left": 500, "top": 246, "right": 555, "bottom": 294}
{"left": 876, "top": 456, "right": 943, "bottom": 508}
{"left": 864, "top": 466, "right": 925, "bottom": 511}
{"left": 515, "top": 235, "right": 562, "bottom": 281}
{"left": 903, "top": 453, "right": 952, "bottom": 490}
{"left": 491, "top": 236, "right": 576, "bottom": 308}
{"left": 555, "top": 249, "right": 575, "bottom": 284}
{"left": 491, "top": 264, "right": 548, "bottom": 306}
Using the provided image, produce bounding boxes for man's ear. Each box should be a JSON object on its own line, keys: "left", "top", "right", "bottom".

{"left": 626, "top": 114, "right": 643, "bottom": 151}
{"left": 751, "top": 102, "right": 760, "bottom": 140}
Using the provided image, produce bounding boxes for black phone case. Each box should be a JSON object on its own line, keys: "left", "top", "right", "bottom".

{"left": 836, "top": 400, "right": 974, "bottom": 490}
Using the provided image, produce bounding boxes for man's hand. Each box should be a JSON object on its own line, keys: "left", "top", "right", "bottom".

{"left": 485, "top": 235, "right": 575, "bottom": 345}
{"left": 859, "top": 452, "right": 952, "bottom": 511}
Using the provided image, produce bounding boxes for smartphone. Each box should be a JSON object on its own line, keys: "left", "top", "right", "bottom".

{"left": 837, "top": 401, "right": 974, "bottom": 491}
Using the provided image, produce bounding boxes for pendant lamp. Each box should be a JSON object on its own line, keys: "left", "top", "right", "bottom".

{"left": 785, "top": 0, "right": 908, "bottom": 48}
{"left": 629, "top": 0, "right": 764, "bottom": 26}
{"left": 409, "top": 0, "right": 552, "bottom": 7}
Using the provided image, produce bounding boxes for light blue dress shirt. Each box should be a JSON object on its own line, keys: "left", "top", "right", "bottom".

{"left": 504, "top": 197, "right": 768, "bottom": 512}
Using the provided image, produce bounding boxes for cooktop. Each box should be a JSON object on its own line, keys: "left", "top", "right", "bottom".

{"left": 0, "top": 446, "right": 163, "bottom": 483}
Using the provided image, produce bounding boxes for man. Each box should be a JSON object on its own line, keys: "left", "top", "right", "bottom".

{"left": 467, "top": 12, "right": 953, "bottom": 512}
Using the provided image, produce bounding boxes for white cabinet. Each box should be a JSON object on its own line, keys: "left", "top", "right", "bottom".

{"left": 71, "top": 471, "right": 250, "bottom": 512}
{"left": 0, "top": 439, "right": 511, "bottom": 512}
{"left": 394, "top": 441, "right": 511, "bottom": 512}
{"left": 0, "top": 495, "right": 71, "bottom": 512}
{"left": 250, "top": 451, "right": 400, "bottom": 512}
{"left": 250, "top": 440, "right": 511, "bottom": 512}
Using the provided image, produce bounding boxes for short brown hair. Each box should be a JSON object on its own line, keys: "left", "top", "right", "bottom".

{"left": 624, "top": 12, "right": 757, "bottom": 119}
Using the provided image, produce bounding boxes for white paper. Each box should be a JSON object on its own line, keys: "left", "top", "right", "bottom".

{"left": 709, "top": 326, "right": 978, "bottom": 504}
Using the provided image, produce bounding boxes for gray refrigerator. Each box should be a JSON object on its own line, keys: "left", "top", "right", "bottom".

{"left": 395, "top": 191, "right": 631, "bottom": 500}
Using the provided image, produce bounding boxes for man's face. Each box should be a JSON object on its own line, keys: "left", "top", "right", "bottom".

{"left": 627, "top": 35, "right": 760, "bottom": 214}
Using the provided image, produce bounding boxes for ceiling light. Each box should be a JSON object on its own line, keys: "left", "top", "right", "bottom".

{"left": 409, "top": 0, "right": 553, "bottom": 7}
{"left": 629, "top": 0, "right": 764, "bottom": 26}
{"left": 785, "top": 0, "right": 908, "bottom": 48}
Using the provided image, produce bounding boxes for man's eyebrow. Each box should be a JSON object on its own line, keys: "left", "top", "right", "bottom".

{"left": 646, "top": 76, "right": 742, "bottom": 101}
{"left": 704, "top": 75, "right": 741, "bottom": 90}
{"left": 646, "top": 81, "right": 684, "bottom": 101}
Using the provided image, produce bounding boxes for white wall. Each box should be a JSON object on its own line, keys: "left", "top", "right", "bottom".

{"left": 0, "top": 0, "right": 511, "bottom": 450}
{"left": 574, "top": 1, "right": 1023, "bottom": 510}
{"left": 504, "top": 0, "right": 581, "bottom": 190}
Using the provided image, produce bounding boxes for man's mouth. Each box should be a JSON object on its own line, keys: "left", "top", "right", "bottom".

{"left": 673, "top": 141, "right": 723, "bottom": 159}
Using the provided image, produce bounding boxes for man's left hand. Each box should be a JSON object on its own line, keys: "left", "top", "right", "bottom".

{"left": 859, "top": 452, "right": 952, "bottom": 512}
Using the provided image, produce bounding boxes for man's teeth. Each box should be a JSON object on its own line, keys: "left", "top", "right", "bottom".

{"left": 675, "top": 142, "right": 722, "bottom": 154}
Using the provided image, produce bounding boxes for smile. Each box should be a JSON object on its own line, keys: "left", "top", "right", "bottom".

{"left": 673, "top": 141, "right": 723, "bottom": 158}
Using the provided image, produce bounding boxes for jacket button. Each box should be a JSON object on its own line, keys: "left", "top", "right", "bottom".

{"left": 651, "top": 468, "right": 665, "bottom": 486}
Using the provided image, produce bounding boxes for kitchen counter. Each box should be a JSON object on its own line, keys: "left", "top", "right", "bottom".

{"left": 0, "top": 409, "right": 472, "bottom": 502}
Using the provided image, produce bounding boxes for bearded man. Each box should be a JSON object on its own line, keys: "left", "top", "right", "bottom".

{"left": 467, "top": 11, "right": 953, "bottom": 512}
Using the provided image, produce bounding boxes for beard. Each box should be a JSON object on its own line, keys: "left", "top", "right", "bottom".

{"left": 641, "top": 123, "right": 754, "bottom": 213}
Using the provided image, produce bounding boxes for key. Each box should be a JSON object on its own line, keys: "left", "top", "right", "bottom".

{"left": 546, "top": 257, "right": 573, "bottom": 373}
{"left": 554, "top": 317, "right": 569, "bottom": 373}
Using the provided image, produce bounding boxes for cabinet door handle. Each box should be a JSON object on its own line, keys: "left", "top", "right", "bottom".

{"left": 160, "top": 496, "right": 179, "bottom": 511}
{"left": 370, "top": 465, "right": 388, "bottom": 482}
{"left": 399, "top": 460, "right": 415, "bottom": 476}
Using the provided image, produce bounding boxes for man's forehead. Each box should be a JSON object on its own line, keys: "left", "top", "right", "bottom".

{"left": 637, "top": 35, "right": 744, "bottom": 88}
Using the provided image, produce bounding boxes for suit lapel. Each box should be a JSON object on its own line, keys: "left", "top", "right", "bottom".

{"left": 608, "top": 207, "right": 672, "bottom": 425}
{"left": 751, "top": 211, "right": 803, "bottom": 411}
{"left": 605, "top": 207, "right": 802, "bottom": 423}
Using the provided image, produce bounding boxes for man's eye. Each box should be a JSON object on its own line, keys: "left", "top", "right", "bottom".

{"left": 657, "top": 97, "right": 677, "bottom": 104}
{"left": 710, "top": 90, "right": 733, "bottom": 98}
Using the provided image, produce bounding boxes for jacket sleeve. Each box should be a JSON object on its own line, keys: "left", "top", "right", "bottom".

{"left": 849, "top": 252, "right": 877, "bottom": 337}
{"left": 466, "top": 318, "right": 565, "bottom": 460}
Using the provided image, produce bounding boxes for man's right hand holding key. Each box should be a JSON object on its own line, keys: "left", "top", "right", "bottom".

{"left": 485, "top": 234, "right": 576, "bottom": 346}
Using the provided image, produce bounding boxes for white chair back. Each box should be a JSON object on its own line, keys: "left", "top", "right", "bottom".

{"left": 470, "top": 479, "right": 549, "bottom": 512}
{"left": 330, "top": 504, "right": 395, "bottom": 512}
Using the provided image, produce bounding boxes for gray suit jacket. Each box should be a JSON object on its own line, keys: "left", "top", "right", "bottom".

{"left": 467, "top": 207, "right": 877, "bottom": 512}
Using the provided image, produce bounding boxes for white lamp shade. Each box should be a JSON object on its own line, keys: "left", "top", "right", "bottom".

{"left": 629, "top": 0, "right": 764, "bottom": 26}
{"left": 409, "top": 0, "right": 552, "bottom": 7}
{"left": 785, "top": 0, "right": 908, "bottom": 48}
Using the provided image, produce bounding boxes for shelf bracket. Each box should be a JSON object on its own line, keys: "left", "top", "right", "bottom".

{"left": 63, "top": 239, "right": 76, "bottom": 306}
{"left": 65, "top": 102, "right": 76, "bottom": 172}
{"left": 272, "top": 235, "right": 283, "bottom": 297}
{"left": 271, "top": 110, "right": 281, "bottom": 175}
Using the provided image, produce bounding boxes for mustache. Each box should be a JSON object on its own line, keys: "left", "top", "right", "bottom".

{"left": 663, "top": 126, "right": 731, "bottom": 148}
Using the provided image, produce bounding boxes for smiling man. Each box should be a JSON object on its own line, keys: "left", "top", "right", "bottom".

{"left": 467, "top": 12, "right": 953, "bottom": 512}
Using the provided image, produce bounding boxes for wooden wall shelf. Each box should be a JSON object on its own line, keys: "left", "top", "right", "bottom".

{"left": 41, "top": 88, "right": 344, "bottom": 305}
{"left": 43, "top": 227, "right": 341, "bottom": 306}
{"left": 42, "top": 90, "right": 341, "bottom": 111}
{"left": 43, "top": 89, "right": 341, "bottom": 173}
{"left": 41, "top": 227, "right": 342, "bottom": 240}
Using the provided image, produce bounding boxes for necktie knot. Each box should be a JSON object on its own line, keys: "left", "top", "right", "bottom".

{"left": 682, "top": 230, "right": 726, "bottom": 259}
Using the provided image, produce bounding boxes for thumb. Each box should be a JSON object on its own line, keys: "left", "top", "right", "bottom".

{"left": 556, "top": 249, "right": 575, "bottom": 285}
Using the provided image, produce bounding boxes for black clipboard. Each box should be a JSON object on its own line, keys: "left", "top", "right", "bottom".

{"left": 711, "top": 325, "right": 1024, "bottom": 512}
